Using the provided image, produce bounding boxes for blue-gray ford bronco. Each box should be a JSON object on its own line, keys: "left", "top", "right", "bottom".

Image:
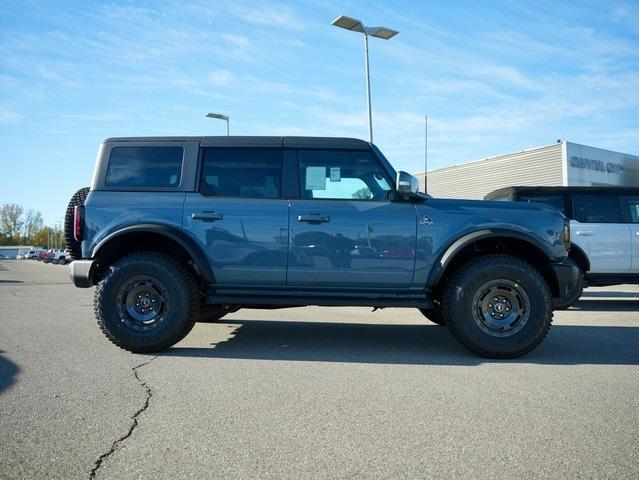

{"left": 65, "top": 136, "right": 579, "bottom": 358}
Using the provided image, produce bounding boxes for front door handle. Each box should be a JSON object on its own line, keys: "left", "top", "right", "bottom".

{"left": 576, "top": 230, "right": 594, "bottom": 236}
{"left": 297, "top": 214, "right": 330, "bottom": 224}
{"left": 192, "top": 212, "right": 223, "bottom": 221}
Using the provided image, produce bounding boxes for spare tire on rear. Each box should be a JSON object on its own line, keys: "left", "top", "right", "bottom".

{"left": 64, "top": 187, "right": 90, "bottom": 260}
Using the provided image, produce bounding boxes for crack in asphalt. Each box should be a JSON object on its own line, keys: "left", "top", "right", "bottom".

{"left": 88, "top": 355, "right": 160, "bottom": 479}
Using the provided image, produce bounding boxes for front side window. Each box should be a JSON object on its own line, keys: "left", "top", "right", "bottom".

{"left": 298, "top": 150, "right": 392, "bottom": 201}
{"left": 200, "top": 148, "right": 282, "bottom": 198}
{"left": 572, "top": 194, "right": 621, "bottom": 223}
{"left": 105, "top": 146, "right": 183, "bottom": 187}
{"left": 626, "top": 196, "right": 639, "bottom": 223}
{"left": 519, "top": 194, "right": 565, "bottom": 214}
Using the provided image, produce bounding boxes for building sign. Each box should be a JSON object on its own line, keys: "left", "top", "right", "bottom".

{"left": 569, "top": 156, "right": 625, "bottom": 175}
{"left": 566, "top": 142, "right": 638, "bottom": 187}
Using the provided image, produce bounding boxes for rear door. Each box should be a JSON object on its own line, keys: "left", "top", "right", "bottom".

{"left": 183, "top": 147, "right": 289, "bottom": 286}
{"left": 570, "top": 193, "right": 631, "bottom": 273}
{"left": 624, "top": 195, "right": 639, "bottom": 272}
{"left": 287, "top": 148, "right": 417, "bottom": 288}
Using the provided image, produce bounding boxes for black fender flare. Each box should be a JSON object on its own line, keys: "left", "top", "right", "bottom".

{"left": 92, "top": 223, "right": 214, "bottom": 283}
{"left": 427, "top": 228, "right": 556, "bottom": 286}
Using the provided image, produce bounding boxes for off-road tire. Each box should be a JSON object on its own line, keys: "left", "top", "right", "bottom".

{"left": 553, "top": 259, "right": 584, "bottom": 310}
{"left": 441, "top": 254, "right": 553, "bottom": 359}
{"left": 419, "top": 302, "right": 446, "bottom": 326}
{"left": 94, "top": 252, "right": 200, "bottom": 353}
{"left": 64, "top": 187, "right": 90, "bottom": 260}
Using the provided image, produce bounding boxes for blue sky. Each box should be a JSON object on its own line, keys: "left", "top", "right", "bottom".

{"left": 1, "top": 0, "right": 638, "bottom": 225}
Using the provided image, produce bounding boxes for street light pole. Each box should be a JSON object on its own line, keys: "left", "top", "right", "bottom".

{"left": 331, "top": 15, "right": 398, "bottom": 144}
{"left": 205, "top": 112, "right": 230, "bottom": 136}
{"left": 364, "top": 33, "right": 373, "bottom": 143}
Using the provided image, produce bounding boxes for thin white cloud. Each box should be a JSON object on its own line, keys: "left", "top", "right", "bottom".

{"left": 223, "top": 1, "right": 306, "bottom": 30}
{"left": 0, "top": 108, "right": 21, "bottom": 124}
{"left": 209, "top": 70, "right": 236, "bottom": 87}
{"left": 470, "top": 65, "right": 536, "bottom": 91}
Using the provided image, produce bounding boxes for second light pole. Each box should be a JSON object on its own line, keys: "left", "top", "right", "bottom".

{"left": 205, "top": 112, "right": 229, "bottom": 135}
{"left": 332, "top": 15, "right": 398, "bottom": 143}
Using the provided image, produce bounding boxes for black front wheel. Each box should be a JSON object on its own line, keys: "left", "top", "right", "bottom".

{"left": 441, "top": 255, "right": 553, "bottom": 358}
{"left": 94, "top": 252, "right": 200, "bottom": 353}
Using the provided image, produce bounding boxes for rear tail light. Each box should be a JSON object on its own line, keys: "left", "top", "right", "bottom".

{"left": 563, "top": 220, "right": 571, "bottom": 250}
{"left": 74, "top": 205, "right": 84, "bottom": 241}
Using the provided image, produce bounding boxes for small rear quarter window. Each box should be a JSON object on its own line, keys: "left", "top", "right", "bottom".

{"left": 518, "top": 194, "right": 565, "bottom": 214}
{"left": 105, "top": 146, "right": 183, "bottom": 188}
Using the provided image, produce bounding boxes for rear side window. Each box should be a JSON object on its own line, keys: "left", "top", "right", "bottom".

{"left": 626, "top": 196, "right": 639, "bottom": 223}
{"left": 572, "top": 194, "right": 621, "bottom": 223}
{"left": 105, "top": 146, "right": 183, "bottom": 187}
{"left": 518, "top": 194, "right": 565, "bottom": 214}
{"left": 200, "top": 148, "right": 282, "bottom": 198}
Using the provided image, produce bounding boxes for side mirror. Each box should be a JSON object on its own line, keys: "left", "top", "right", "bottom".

{"left": 396, "top": 171, "right": 420, "bottom": 198}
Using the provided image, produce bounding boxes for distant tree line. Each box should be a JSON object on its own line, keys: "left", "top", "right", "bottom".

{"left": 0, "top": 203, "right": 62, "bottom": 248}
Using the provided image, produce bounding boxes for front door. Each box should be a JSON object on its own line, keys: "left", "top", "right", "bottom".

{"left": 288, "top": 149, "right": 417, "bottom": 288}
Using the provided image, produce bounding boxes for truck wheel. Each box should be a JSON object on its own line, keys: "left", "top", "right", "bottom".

{"left": 64, "top": 187, "right": 90, "bottom": 260}
{"left": 419, "top": 303, "right": 446, "bottom": 326}
{"left": 59, "top": 258, "right": 66, "bottom": 265}
{"left": 441, "top": 254, "right": 552, "bottom": 359}
{"left": 94, "top": 252, "right": 200, "bottom": 353}
{"left": 553, "top": 259, "right": 583, "bottom": 310}
{"left": 52, "top": 259, "right": 59, "bottom": 265}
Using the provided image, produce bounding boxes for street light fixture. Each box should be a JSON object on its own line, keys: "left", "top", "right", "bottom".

{"left": 205, "top": 112, "right": 229, "bottom": 135}
{"left": 331, "top": 15, "right": 398, "bottom": 143}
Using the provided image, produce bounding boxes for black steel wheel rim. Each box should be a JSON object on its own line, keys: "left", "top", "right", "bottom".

{"left": 115, "top": 275, "right": 170, "bottom": 331}
{"left": 472, "top": 279, "right": 530, "bottom": 337}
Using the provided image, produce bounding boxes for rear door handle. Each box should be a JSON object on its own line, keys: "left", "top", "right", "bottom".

{"left": 576, "top": 231, "right": 594, "bottom": 236}
{"left": 297, "top": 214, "right": 330, "bottom": 224}
{"left": 192, "top": 212, "right": 223, "bottom": 221}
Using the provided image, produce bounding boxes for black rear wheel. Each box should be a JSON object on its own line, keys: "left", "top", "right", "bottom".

{"left": 441, "top": 254, "right": 553, "bottom": 358}
{"left": 94, "top": 252, "right": 200, "bottom": 353}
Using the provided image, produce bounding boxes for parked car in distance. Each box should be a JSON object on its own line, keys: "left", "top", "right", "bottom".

{"left": 65, "top": 135, "right": 580, "bottom": 359}
{"left": 485, "top": 186, "right": 639, "bottom": 308}
{"left": 42, "top": 249, "right": 68, "bottom": 264}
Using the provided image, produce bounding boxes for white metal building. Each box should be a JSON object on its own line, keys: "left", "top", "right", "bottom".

{"left": 416, "top": 141, "right": 639, "bottom": 199}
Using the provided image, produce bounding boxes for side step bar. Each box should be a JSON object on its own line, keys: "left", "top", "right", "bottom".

{"left": 205, "top": 288, "right": 432, "bottom": 309}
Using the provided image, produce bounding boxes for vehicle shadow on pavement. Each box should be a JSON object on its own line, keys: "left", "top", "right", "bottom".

{"left": 0, "top": 350, "right": 19, "bottom": 394}
{"left": 166, "top": 321, "right": 639, "bottom": 366}
{"left": 570, "top": 300, "right": 638, "bottom": 312}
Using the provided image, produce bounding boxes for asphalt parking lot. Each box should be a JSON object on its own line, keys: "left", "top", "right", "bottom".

{"left": 1, "top": 260, "right": 638, "bottom": 479}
